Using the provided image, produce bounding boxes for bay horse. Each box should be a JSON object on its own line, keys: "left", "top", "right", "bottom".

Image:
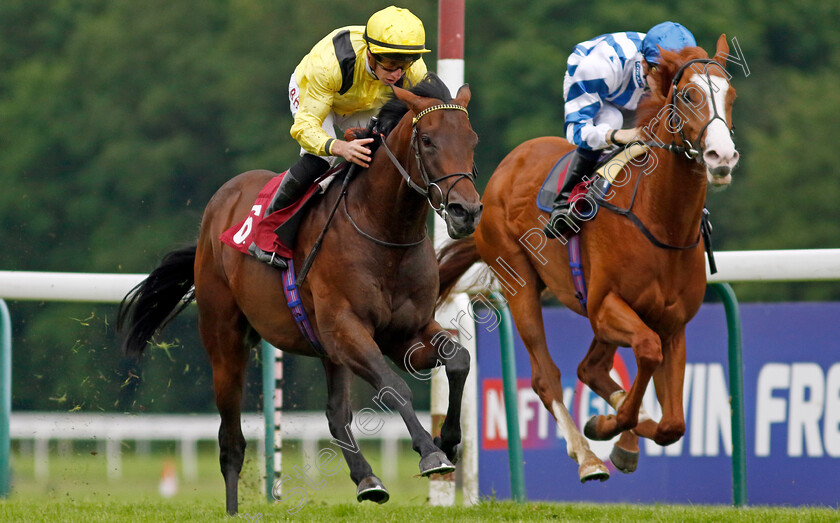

{"left": 118, "top": 74, "right": 482, "bottom": 514}
{"left": 437, "top": 36, "right": 738, "bottom": 483}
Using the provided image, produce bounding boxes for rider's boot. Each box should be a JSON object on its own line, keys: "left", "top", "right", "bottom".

{"left": 544, "top": 148, "right": 600, "bottom": 240}
{"left": 249, "top": 154, "right": 330, "bottom": 269}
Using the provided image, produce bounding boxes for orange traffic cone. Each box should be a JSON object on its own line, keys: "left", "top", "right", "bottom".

{"left": 159, "top": 459, "right": 178, "bottom": 498}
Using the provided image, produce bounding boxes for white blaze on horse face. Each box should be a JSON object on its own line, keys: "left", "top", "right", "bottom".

{"left": 690, "top": 73, "right": 739, "bottom": 186}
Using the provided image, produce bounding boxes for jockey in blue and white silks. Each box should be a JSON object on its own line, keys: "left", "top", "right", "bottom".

{"left": 564, "top": 31, "right": 647, "bottom": 152}
{"left": 545, "top": 22, "right": 697, "bottom": 239}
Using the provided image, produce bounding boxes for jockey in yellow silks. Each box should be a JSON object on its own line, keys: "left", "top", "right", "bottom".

{"left": 251, "top": 6, "right": 430, "bottom": 268}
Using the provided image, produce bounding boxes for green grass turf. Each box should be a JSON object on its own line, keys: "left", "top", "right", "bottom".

{"left": 2, "top": 441, "right": 838, "bottom": 522}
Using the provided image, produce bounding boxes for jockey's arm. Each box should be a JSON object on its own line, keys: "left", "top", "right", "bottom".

{"left": 564, "top": 57, "right": 616, "bottom": 150}
{"left": 290, "top": 83, "right": 337, "bottom": 157}
{"left": 290, "top": 92, "right": 372, "bottom": 167}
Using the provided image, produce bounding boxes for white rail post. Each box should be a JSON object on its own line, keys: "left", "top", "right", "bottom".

{"left": 455, "top": 293, "right": 479, "bottom": 506}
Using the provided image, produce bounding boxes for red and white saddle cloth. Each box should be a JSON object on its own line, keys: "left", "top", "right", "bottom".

{"left": 219, "top": 171, "right": 330, "bottom": 357}
{"left": 219, "top": 171, "right": 322, "bottom": 259}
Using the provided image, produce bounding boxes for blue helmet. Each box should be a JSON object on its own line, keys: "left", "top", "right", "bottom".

{"left": 642, "top": 22, "right": 697, "bottom": 64}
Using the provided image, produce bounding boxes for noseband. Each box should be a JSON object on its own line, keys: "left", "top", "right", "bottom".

{"left": 378, "top": 103, "right": 477, "bottom": 222}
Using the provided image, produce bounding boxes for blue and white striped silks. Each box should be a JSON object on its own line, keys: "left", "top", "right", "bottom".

{"left": 564, "top": 32, "right": 647, "bottom": 151}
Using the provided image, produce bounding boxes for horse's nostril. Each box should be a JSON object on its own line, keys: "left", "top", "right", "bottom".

{"left": 447, "top": 203, "right": 467, "bottom": 219}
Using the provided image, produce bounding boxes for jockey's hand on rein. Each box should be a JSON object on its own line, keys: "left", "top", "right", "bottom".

{"left": 611, "top": 128, "right": 640, "bottom": 145}
{"left": 332, "top": 138, "right": 374, "bottom": 168}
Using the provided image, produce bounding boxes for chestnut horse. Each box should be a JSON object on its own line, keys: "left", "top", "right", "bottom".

{"left": 437, "top": 36, "right": 737, "bottom": 483}
{"left": 118, "top": 75, "right": 482, "bottom": 514}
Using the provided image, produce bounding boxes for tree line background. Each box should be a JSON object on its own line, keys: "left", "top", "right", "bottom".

{"left": 2, "top": 0, "right": 838, "bottom": 413}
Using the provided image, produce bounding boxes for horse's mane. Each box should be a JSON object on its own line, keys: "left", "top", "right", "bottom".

{"left": 635, "top": 46, "right": 711, "bottom": 130}
{"left": 339, "top": 73, "right": 452, "bottom": 175}
{"left": 376, "top": 72, "right": 453, "bottom": 136}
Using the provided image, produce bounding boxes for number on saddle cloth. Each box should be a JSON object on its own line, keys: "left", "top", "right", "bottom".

{"left": 219, "top": 171, "right": 324, "bottom": 259}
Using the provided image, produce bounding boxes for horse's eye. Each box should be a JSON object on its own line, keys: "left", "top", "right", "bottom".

{"left": 421, "top": 135, "right": 434, "bottom": 148}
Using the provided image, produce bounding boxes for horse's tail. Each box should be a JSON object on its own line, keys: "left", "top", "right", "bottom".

{"left": 117, "top": 245, "right": 197, "bottom": 358}
{"left": 437, "top": 236, "right": 481, "bottom": 308}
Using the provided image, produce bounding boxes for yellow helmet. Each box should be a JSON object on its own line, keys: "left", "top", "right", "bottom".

{"left": 364, "top": 6, "right": 430, "bottom": 56}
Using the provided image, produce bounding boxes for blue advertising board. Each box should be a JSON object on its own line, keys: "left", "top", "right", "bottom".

{"left": 476, "top": 302, "right": 840, "bottom": 506}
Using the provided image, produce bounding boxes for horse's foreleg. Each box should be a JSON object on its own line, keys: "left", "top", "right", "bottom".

{"left": 503, "top": 271, "right": 608, "bottom": 483}
{"left": 322, "top": 313, "right": 454, "bottom": 477}
{"left": 648, "top": 331, "right": 687, "bottom": 446}
{"left": 322, "top": 359, "right": 389, "bottom": 503}
{"left": 587, "top": 292, "right": 662, "bottom": 441}
{"left": 576, "top": 338, "right": 641, "bottom": 473}
{"left": 391, "top": 321, "right": 470, "bottom": 464}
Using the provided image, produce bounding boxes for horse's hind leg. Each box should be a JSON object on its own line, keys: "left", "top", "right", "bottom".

{"left": 391, "top": 320, "right": 471, "bottom": 464}
{"left": 500, "top": 260, "right": 608, "bottom": 482}
{"left": 197, "top": 279, "right": 252, "bottom": 515}
{"left": 322, "top": 359, "right": 390, "bottom": 503}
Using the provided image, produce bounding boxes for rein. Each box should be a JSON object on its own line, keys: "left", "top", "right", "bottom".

{"left": 299, "top": 103, "right": 475, "bottom": 282}
{"left": 344, "top": 102, "right": 477, "bottom": 248}
{"left": 594, "top": 152, "right": 702, "bottom": 251}
{"left": 342, "top": 195, "right": 427, "bottom": 248}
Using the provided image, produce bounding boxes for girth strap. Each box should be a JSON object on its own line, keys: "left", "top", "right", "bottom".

{"left": 596, "top": 198, "right": 702, "bottom": 251}
{"left": 282, "top": 258, "right": 327, "bottom": 357}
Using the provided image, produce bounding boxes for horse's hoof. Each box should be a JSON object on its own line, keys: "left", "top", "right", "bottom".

{"left": 356, "top": 476, "right": 390, "bottom": 504}
{"left": 584, "top": 415, "right": 617, "bottom": 441}
{"left": 418, "top": 450, "right": 455, "bottom": 477}
{"left": 583, "top": 415, "right": 599, "bottom": 440}
{"left": 609, "top": 445, "right": 639, "bottom": 474}
{"left": 579, "top": 458, "right": 610, "bottom": 483}
{"left": 449, "top": 442, "right": 463, "bottom": 465}
{"left": 435, "top": 436, "right": 463, "bottom": 465}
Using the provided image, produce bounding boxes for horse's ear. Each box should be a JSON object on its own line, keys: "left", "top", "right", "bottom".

{"left": 392, "top": 85, "right": 424, "bottom": 114}
{"left": 454, "top": 84, "right": 471, "bottom": 107}
{"left": 644, "top": 55, "right": 671, "bottom": 98}
{"left": 645, "top": 64, "right": 663, "bottom": 97}
{"left": 713, "top": 34, "right": 729, "bottom": 68}
{"left": 655, "top": 47, "right": 683, "bottom": 94}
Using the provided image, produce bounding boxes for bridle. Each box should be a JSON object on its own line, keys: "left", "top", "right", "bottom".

{"left": 594, "top": 58, "right": 732, "bottom": 252}
{"left": 377, "top": 103, "right": 478, "bottom": 222}
{"left": 338, "top": 102, "right": 477, "bottom": 250}
{"left": 643, "top": 58, "right": 734, "bottom": 160}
